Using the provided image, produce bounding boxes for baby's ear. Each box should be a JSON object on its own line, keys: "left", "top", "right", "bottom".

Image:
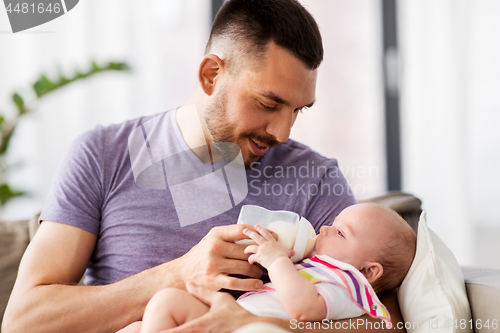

{"left": 360, "top": 262, "right": 383, "bottom": 284}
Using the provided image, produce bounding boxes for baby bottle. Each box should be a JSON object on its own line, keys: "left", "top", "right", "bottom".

{"left": 237, "top": 205, "right": 317, "bottom": 262}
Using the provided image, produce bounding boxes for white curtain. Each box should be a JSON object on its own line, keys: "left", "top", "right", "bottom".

{"left": 399, "top": 0, "right": 500, "bottom": 268}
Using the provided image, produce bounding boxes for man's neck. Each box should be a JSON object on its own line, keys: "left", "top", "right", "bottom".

{"left": 175, "top": 103, "right": 212, "bottom": 164}
{"left": 178, "top": 84, "right": 225, "bottom": 164}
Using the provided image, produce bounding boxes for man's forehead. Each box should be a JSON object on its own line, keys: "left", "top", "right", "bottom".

{"left": 228, "top": 41, "right": 318, "bottom": 107}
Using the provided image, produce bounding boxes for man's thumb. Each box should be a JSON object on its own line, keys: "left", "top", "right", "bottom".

{"left": 186, "top": 282, "right": 216, "bottom": 306}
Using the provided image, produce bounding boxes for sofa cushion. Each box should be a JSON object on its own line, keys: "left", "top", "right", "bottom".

{"left": 0, "top": 218, "right": 29, "bottom": 324}
{"left": 398, "top": 211, "right": 472, "bottom": 333}
{"left": 462, "top": 267, "right": 500, "bottom": 333}
{"left": 29, "top": 213, "right": 41, "bottom": 241}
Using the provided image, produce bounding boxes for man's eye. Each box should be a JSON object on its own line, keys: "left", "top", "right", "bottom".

{"left": 293, "top": 108, "right": 303, "bottom": 114}
{"left": 259, "top": 101, "right": 276, "bottom": 111}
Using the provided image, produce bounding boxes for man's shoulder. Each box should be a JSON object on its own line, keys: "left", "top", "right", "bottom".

{"left": 77, "top": 110, "right": 174, "bottom": 148}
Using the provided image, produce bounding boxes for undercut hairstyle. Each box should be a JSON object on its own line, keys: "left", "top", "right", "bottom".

{"left": 206, "top": 0, "right": 323, "bottom": 71}
{"left": 371, "top": 212, "right": 417, "bottom": 295}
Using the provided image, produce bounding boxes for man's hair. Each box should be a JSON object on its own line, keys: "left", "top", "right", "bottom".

{"left": 371, "top": 214, "right": 417, "bottom": 294}
{"left": 205, "top": 0, "right": 323, "bottom": 70}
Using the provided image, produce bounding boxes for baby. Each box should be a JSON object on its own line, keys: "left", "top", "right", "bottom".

{"left": 137, "top": 203, "right": 416, "bottom": 332}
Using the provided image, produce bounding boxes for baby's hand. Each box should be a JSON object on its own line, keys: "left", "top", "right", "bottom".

{"left": 243, "top": 225, "right": 294, "bottom": 269}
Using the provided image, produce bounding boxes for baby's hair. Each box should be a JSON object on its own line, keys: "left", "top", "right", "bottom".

{"left": 367, "top": 205, "right": 417, "bottom": 294}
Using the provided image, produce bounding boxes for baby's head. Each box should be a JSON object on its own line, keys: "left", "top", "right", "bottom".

{"left": 313, "top": 203, "right": 416, "bottom": 294}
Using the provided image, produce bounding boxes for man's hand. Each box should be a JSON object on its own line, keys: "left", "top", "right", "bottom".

{"left": 243, "top": 225, "right": 294, "bottom": 269}
{"left": 158, "top": 282, "right": 258, "bottom": 333}
{"left": 170, "top": 224, "right": 264, "bottom": 292}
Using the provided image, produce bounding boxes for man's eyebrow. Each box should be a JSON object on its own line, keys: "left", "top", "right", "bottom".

{"left": 260, "top": 91, "right": 315, "bottom": 109}
{"left": 260, "top": 91, "right": 290, "bottom": 106}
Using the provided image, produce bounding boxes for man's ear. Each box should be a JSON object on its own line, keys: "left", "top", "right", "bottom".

{"left": 360, "top": 262, "right": 383, "bottom": 284}
{"left": 198, "top": 54, "right": 224, "bottom": 96}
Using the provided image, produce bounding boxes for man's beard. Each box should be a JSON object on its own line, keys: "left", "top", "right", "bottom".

{"left": 204, "top": 87, "right": 279, "bottom": 167}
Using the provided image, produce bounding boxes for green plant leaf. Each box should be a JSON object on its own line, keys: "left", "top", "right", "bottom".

{"left": 12, "top": 92, "right": 28, "bottom": 115}
{"left": 91, "top": 61, "right": 100, "bottom": 72}
{"left": 33, "top": 75, "right": 56, "bottom": 97}
{"left": 108, "top": 62, "right": 130, "bottom": 71}
{"left": 32, "top": 61, "right": 130, "bottom": 98}
{"left": 0, "top": 125, "right": 16, "bottom": 155}
{"left": 0, "top": 183, "right": 26, "bottom": 206}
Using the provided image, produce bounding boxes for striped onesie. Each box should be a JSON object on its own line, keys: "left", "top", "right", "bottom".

{"left": 237, "top": 254, "right": 391, "bottom": 326}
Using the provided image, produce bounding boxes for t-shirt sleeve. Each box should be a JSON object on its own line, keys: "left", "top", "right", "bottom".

{"left": 39, "top": 127, "right": 104, "bottom": 235}
{"left": 315, "top": 282, "right": 366, "bottom": 320}
{"left": 304, "top": 160, "right": 357, "bottom": 230}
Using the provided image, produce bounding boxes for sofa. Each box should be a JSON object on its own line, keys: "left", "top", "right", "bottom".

{"left": 1, "top": 192, "right": 499, "bottom": 331}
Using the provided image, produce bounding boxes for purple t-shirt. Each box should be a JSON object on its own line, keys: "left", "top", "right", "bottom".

{"left": 40, "top": 109, "right": 356, "bottom": 286}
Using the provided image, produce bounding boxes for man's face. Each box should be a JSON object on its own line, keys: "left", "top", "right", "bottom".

{"left": 205, "top": 42, "right": 318, "bottom": 166}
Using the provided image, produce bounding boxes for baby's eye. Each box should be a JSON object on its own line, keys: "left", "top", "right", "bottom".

{"left": 337, "top": 230, "right": 345, "bottom": 238}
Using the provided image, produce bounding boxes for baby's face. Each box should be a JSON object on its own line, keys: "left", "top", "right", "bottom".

{"left": 312, "top": 204, "right": 388, "bottom": 270}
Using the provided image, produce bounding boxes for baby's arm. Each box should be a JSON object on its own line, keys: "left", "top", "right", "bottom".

{"left": 243, "top": 225, "right": 326, "bottom": 321}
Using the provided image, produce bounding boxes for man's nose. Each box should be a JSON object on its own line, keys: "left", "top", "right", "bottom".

{"left": 265, "top": 109, "right": 294, "bottom": 143}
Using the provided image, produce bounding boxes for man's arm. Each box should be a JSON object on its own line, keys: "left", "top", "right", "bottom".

{"left": 2, "top": 221, "right": 164, "bottom": 333}
{"left": 2, "top": 222, "right": 263, "bottom": 333}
